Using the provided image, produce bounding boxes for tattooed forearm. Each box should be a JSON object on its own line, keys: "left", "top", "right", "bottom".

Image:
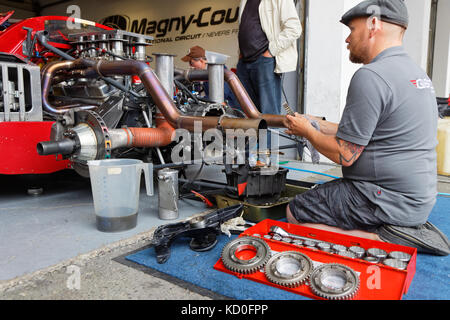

{"left": 335, "top": 137, "right": 365, "bottom": 166}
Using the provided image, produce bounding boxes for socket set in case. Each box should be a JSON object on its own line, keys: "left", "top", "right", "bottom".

{"left": 214, "top": 219, "right": 417, "bottom": 300}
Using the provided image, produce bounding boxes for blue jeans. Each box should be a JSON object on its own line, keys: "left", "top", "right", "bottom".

{"left": 236, "top": 55, "right": 282, "bottom": 115}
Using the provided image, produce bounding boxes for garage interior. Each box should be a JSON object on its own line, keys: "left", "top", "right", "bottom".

{"left": 0, "top": 0, "right": 450, "bottom": 303}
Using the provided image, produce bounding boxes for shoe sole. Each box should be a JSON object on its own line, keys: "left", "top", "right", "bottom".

{"left": 377, "top": 222, "right": 450, "bottom": 256}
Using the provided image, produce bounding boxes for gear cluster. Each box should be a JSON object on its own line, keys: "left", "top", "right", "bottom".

{"left": 309, "top": 263, "right": 360, "bottom": 300}
{"left": 221, "top": 236, "right": 271, "bottom": 274}
{"left": 220, "top": 236, "right": 361, "bottom": 300}
{"left": 264, "top": 251, "right": 313, "bottom": 288}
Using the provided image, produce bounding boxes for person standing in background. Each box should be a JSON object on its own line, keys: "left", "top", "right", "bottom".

{"left": 237, "top": 0, "right": 302, "bottom": 115}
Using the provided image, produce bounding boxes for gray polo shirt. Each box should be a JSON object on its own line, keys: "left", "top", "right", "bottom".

{"left": 337, "top": 46, "right": 438, "bottom": 226}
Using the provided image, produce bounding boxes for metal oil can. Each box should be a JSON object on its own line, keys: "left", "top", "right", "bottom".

{"left": 157, "top": 168, "right": 179, "bottom": 220}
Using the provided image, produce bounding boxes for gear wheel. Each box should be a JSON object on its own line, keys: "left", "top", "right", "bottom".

{"left": 221, "top": 236, "right": 271, "bottom": 274}
{"left": 309, "top": 263, "right": 360, "bottom": 300}
{"left": 264, "top": 251, "right": 313, "bottom": 288}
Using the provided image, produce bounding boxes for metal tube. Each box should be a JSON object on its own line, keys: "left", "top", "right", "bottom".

{"left": 92, "top": 60, "right": 263, "bottom": 133}
{"left": 39, "top": 59, "right": 263, "bottom": 137}
{"left": 111, "top": 34, "right": 124, "bottom": 61}
{"left": 175, "top": 67, "right": 287, "bottom": 128}
{"left": 224, "top": 69, "right": 286, "bottom": 128}
{"left": 77, "top": 36, "right": 85, "bottom": 57}
{"left": 37, "top": 139, "right": 76, "bottom": 156}
{"left": 41, "top": 60, "right": 98, "bottom": 114}
{"left": 224, "top": 69, "right": 260, "bottom": 119}
{"left": 88, "top": 35, "right": 97, "bottom": 58}
{"left": 176, "top": 116, "right": 219, "bottom": 132}
{"left": 36, "top": 31, "right": 140, "bottom": 98}
{"left": 153, "top": 163, "right": 186, "bottom": 170}
{"left": 178, "top": 178, "right": 237, "bottom": 192}
{"left": 174, "top": 68, "right": 208, "bottom": 82}
{"left": 153, "top": 53, "right": 175, "bottom": 99}
{"left": 36, "top": 31, "right": 75, "bottom": 61}
{"left": 208, "top": 64, "right": 224, "bottom": 104}
{"left": 108, "top": 118, "right": 176, "bottom": 149}
{"left": 259, "top": 114, "right": 287, "bottom": 128}
{"left": 134, "top": 37, "right": 147, "bottom": 61}
{"left": 98, "top": 34, "right": 109, "bottom": 52}
{"left": 220, "top": 117, "right": 267, "bottom": 132}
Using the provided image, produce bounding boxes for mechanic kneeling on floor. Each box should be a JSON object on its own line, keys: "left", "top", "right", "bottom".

{"left": 284, "top": 0, "right": 450, "bottom": 256}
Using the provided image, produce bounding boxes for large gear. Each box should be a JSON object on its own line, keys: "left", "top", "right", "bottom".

{"left": 264, "top": 251, "right": 313, "bottom": 288}
{"left": 309, "top": 263, "right": 360, "bottom": 300}
{"left": 221, "top": 236, "right": 271, "bottom": 274}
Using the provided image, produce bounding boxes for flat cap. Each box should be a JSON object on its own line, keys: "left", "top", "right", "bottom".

{"left": 340, "top": 0, "right": 409, "bottom": 29}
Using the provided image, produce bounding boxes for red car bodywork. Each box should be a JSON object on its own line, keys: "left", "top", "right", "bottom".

{"left": 0, "top": 13, "right": 112, "bottom": 174}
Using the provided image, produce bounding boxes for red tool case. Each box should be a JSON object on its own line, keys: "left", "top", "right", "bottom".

{"left": 214, "top": 219, "right": 417, "bottom": 300}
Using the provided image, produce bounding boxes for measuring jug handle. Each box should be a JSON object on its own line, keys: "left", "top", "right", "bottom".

{"left": 138, "top": 162, "right": 154, "bottom": 196}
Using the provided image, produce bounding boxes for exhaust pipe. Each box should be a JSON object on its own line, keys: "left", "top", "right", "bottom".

{"left": 174, "top": 67, "right": 287, "bottom": 128}
{"left": 37, "top": 139, "right": 76, "bottom": 156}
{"left": 41, "top": 60, "right": 98, "bottom": 114}
{"left": 208, "top": 63, "right": 225, "bottom": 104}
{"left": 91, "top": 59, "right": 266, "bottom": 132}
{"left": 41, "top": 58, "right": 267, "bottom": 132}
{"left": 109, "top": 117, "right": 176, "bottom": 149}
{"left": 224, "top": 69, "right": 286, "bottom": 128}
{"left": 224, "top": 70, "right": 259, "bottom": 119}
{"left": 38, "top": 58, "right": 266, "bottom": 158}
{"left": 153, "top": 53, "right": 175, "bottom": 98}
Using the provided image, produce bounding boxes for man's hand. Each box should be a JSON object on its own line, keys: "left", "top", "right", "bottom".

{"left": 262, "top": 50, "right": 273, "bottom": 58}
{"left": 283, "top": 113, "right": 365, "bottom": 167}
{"left": 284, "top": 113, "right": 314, "bottom": 138}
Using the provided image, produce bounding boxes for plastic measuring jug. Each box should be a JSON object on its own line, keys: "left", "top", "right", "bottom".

{"left": 87, "top": 159, "right": 153, "bottom": 232}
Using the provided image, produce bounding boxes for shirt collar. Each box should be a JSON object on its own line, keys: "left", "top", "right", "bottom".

{"left": 371, "top": 46, "right": 407, "bottom": 63}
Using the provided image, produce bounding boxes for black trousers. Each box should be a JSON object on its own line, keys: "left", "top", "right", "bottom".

{"left": 288, "top": 179, "right": 385, "bottom": 232}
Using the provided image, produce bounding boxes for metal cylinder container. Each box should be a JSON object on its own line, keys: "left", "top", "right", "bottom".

{"left": 208, "top": 63, "right": 224, "bottom": 104}
{"left": 157, "top": 168, "right": 179, "bottom": 220}
{"left": 153, "top": 53, "right": 175, "bottom": 99}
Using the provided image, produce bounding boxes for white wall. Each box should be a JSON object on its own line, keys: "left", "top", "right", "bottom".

{"left": 300, "top": 0, "right": 360, "bottom": 163}
{"left": 403, "top": 0, "right": 431, "bottom": 71}
{"left": 304, "top": 0, "right": 434, "bottom": 123}
{"left": 339, "top": 0, "right": 365, "bottom": 119}
{"left": 304, "top": 0, "right": 360, "bottom": 123}
{"left": 432, "top": 0, "right": 450, "bottom": 98}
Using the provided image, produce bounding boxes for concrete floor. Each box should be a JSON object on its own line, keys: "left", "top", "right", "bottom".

{"left": 0, "top": 235, "right": 212, "bottom": 300}
{"left": 0, "top": 169, "right": 209, "bottom": 282}
{"left": 0, "top": 162, "right": 449, "bottom": 300}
